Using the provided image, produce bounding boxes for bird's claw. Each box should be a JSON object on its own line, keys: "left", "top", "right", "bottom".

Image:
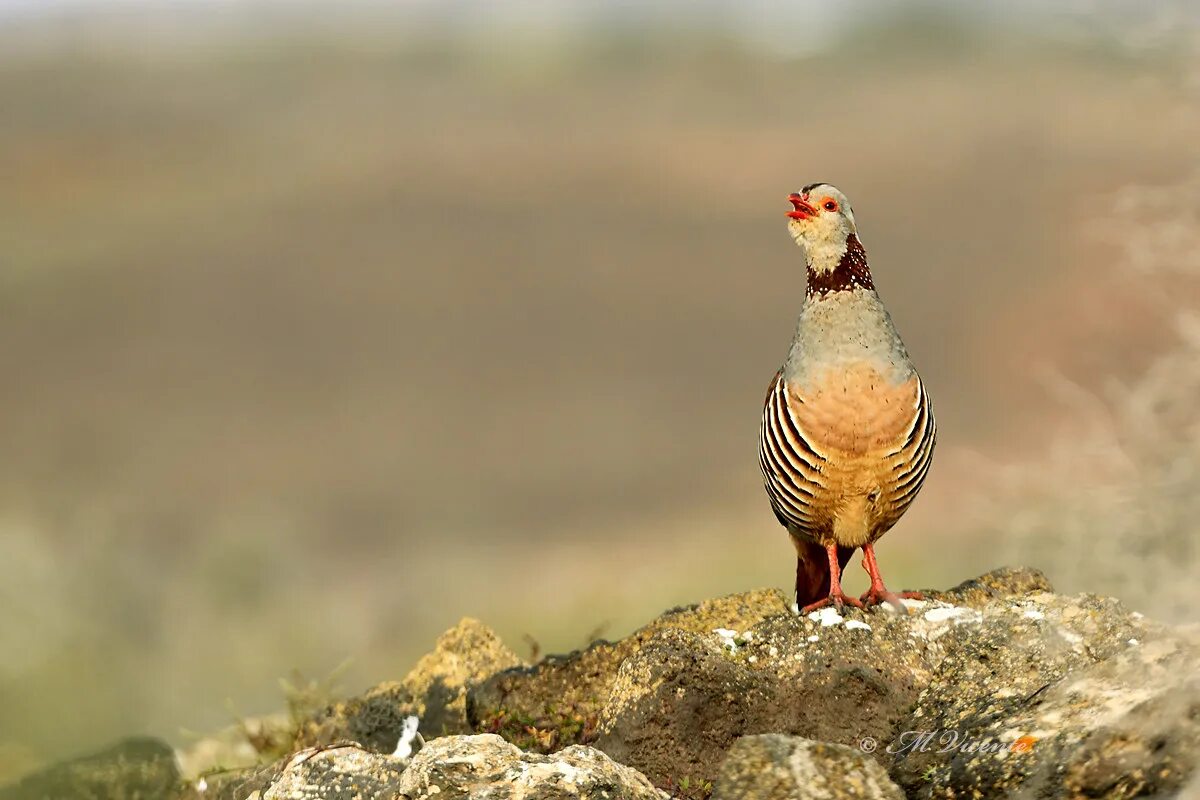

{"left": 800, "top": 592, "right": 865, "bottom": 615}
{"left": 859, "top": 588, "right": 924, "bottom": 612}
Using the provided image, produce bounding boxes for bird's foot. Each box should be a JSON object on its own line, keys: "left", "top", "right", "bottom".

{"left": 860, "top": 588, "right": 924, "bottom": 612}
{"left": 800, "top": 592, "right": 865, "bottom": 615}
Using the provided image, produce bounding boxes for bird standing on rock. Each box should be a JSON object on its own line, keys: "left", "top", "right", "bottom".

{"left": 759, "top": 184, "right": 935, "bottom": 613}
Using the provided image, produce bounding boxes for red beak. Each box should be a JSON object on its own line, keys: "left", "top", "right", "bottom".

{"left": 787, "top": 193, "right": 817, "bottom": 220}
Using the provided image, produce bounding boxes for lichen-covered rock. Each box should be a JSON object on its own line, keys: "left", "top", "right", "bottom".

{"left": 38, "top": 568, "right": 1198, "bottom": 800}
{"left": 470, "top": 568, "right": 1200, "bottom": 796}
{"left": 924, "top": 566, "right": 1053, "bottom": 608}
{"left": 403, "top": 617, "right": 525, "bottom": 736}
{"left": 467, "top": 580, "right": 969, "bottom": 787}
{"left": 396, "top": 734, "right": 667, "bottom": 799}
{"left": 713, "top": 734, "right": 904, "bottom": 800}
{"left": 259, "top": 745, "right": 407, "bottom": 800}
{"left": 891, "top": 599, "right": 1200, "bottom": 799}
{"left": 590, "top": 605, "right": 932, "bottom": 787}
{"left": 1061, "top": 674, "right": 1200, "bottom": 799}
{"left": 0, "top": 738, "right": 179, "bottom": 800}
{"left": 297, "top": 617, "right": 522, "bottom": 750}
{"left": 570, "top": 576, "right": 1049, "bottom": 788}
{"left": 295, "top": 680, "right": 418, "bottom": 753}
{"left": 469, "top": 588, "right": 791, "bottom": 753}
{"left": 593, "top": 628, "right": 776, "bottom": 785}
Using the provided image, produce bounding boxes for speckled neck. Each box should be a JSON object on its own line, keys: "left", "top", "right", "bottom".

{"left": 807, "top": 234, "right": 874, "bottom": 298}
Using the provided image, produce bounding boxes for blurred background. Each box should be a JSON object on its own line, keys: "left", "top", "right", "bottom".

{"left": 1, "top": 0, "right": 1198, "bottom": 780}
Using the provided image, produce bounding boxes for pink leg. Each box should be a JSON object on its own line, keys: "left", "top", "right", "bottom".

{"left": 859, "top": 544, "right": 924, "bottom": 610}
{"left": 800, "top": 544, "right": 865, "bottom": 614}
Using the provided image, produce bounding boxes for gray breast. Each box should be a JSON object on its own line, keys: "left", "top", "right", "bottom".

{"left": 783, "top": 288, "right": 915, "bottom": 389}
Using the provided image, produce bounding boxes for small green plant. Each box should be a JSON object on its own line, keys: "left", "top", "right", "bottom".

{"left": 476, "top": 704, "right": 600, "bottom": 753}
{"left": 667, "top": 775, "right": 714, "bottom": 799}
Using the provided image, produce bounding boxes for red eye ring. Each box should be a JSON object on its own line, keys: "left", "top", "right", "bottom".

{"left": 823, "top": 200, "right": 838, "bottom": 211}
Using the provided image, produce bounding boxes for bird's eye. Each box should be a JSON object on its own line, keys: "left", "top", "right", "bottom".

{"left": 823, "top": 200, "right": 838, "bottom": 211}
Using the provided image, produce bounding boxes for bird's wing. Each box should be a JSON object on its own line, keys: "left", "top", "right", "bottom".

{"left": 876, "top": 372, "right": 937, "bottom": 528}
{"left": 759, "top": 369, "right": 827, "bottom": 538}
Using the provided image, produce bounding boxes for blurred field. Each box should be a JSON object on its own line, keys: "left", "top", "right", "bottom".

{"left": 1, "top": 2, "right": 1198, "bottom": 775}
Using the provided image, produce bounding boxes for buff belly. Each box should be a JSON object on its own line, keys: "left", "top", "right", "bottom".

{"left": 784, "top": 364, "right": 923, "bottom": 549}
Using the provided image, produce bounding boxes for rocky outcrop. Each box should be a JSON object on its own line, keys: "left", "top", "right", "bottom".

{"left": 469, "top": 588, "right": 792, "bottom": 757}
{"left": 262, "top": 745, "right": 408, "bottom": 800}
{"left": 462, "top": 567, "right": 1198, "bottom": 798}
{"left": 7, "top": 568, "right": 1198, "bottom": 800}
{"left": 295, "top": 617, "right": 523, "bottom": 750}
{"left": 888, "top": 591, "right": 1199, "bottom": 799}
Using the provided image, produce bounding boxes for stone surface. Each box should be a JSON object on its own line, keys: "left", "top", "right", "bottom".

{"left": 396, "top": 733, "right": 667, "bottom": 800}
{"left": 467, "top": 567, "right": 1200, "bottom": 796}
{"left": 19, "top": 568, "right": 1196, "bottom": 800}
{"left": 259, "top": 745, "right": 407, "bottom": 800}
{"left": 589, "top": 612, "right": 927, "bottom": 787}
{"left": 296, "top": 680, "right": 418, "bottom": 753}
{"left": 297, "top": 617, "right": 522, "bottom": 750}
{"left": 713, "top": 734, "right": 904, "bottom": 800}
{"left": 469, "top": 588, "right": 791, "bottom": 755}
{"left": 0, "top": 738, "right": 179, "bottom": 800}
{"left": 403, "top": 617, "right": 525, "bottom": 737}
{"left": 890, "top": 598, "right": 1200, "bottom": 800}
{"left": 924, "top": 566, "right": 1054, "bottom": 607}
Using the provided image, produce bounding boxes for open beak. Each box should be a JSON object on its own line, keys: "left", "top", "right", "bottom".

{"left": 787, "top": 193, "right": 817, "bottom": 220}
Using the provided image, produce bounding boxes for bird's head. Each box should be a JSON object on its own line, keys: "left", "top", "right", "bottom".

{"left": 786, "top": 183, "right": 859, "bottom": 273}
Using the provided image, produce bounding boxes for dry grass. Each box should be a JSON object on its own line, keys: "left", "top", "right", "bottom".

{"left": 975, "top": 173, "right": 1200, "bottom": 623}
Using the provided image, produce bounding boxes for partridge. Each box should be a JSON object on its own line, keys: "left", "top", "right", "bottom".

{"left": 759, "top": 184, "right": 935, "bottom": 613}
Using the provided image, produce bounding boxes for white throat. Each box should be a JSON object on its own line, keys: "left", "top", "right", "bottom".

{"left": 799, "top": 236, "right": 848, "bottom": 275}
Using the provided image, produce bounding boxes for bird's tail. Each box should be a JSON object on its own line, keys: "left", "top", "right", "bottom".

{"left": 793, "top": 535, "right": 855, "bottom": 608}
